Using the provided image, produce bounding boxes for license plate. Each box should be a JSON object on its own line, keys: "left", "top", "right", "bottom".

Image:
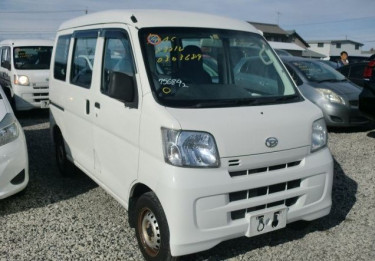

{"left": 40, "top": 100, "right": 50, "bottom": 108}
{"left": 245, "top": 207, "right": 287, "bottom": 237}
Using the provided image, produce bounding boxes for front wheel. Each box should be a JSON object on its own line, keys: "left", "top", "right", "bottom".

{"left": 54, "top": 131, "right": 75, "bottom": 176}
{"left": 135, "top": 192, "right": 178, "bottom": 261}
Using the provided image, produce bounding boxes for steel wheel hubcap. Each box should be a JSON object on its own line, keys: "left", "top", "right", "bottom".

{"left": 138, "top": 208, "right": 161, "bottom": 256}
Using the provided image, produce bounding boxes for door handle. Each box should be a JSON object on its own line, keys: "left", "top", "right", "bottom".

{"left": 94, "top": 102, "right": 100, "bottom": 109}
{"left": 86, "top": 99, "right": 90, "bottom": 114}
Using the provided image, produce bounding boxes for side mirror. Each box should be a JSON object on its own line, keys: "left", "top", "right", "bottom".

{"left": 108, "top": 71, "right": 138, "bottom": 108}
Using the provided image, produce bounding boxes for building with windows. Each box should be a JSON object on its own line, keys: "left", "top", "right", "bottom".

{"left": 248, "top": 22, "right": 325, "bottom": 58}
{"left": 248, "top": 22, "right": 289, "bottom": 42}
{"left": 308, "top": 40, "right": 364, "bottom": 57}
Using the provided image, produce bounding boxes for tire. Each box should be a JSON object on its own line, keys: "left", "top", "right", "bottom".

{"left": 135, "top": 192, "right": 179, "bottom": 261}
{"left": 54, "top": 130, "right": 75, "bottom": 177}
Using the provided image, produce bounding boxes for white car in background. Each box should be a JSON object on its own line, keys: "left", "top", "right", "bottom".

{"left": 0, "top": 85, "right": 28, "bottom": 199}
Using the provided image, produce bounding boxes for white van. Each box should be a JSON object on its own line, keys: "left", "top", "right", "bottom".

{"left": 49, "top": 10, "right": 333, "bottom": 260}
{"left": 0, "top": 39, "right": 53, "bottom": 111}
{"left": 0, "top": 85, "right": 29, "bottom": 199}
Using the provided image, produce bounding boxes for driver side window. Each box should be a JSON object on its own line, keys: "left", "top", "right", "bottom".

{"left": 101, "top": 30, "right": 135, "bottom": 95}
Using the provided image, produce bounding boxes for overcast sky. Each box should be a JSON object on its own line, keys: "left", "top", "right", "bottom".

{"left": 1, "top": 0, "right": 374, "bottom": 50}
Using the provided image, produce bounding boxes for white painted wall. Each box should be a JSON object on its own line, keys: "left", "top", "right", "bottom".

{"left": 309, "top": 42, "right": 363, "bottom": 57}
{"left": 329, "top": 43, "right": 362, "bottom": 56}
{"left": 309, "top": 43, "right": 331, "bottom": 57}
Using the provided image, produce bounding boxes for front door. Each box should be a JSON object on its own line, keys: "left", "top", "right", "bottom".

{"left": 92, "top": 28, "right": 141, "bottom": 202}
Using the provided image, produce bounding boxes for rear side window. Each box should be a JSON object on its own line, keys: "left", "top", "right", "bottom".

{"left": 70, "top": 32, "right": 97, "bottom": 88}
{"left": 54, "top": 35, "right": 71, "bottom": 81}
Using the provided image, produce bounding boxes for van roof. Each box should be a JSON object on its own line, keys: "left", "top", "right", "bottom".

{"left": 58, "top": 9, "right": 258, "bottom": 33}
{"left": 0, "top": 39, "right": 54, "bottom": 47}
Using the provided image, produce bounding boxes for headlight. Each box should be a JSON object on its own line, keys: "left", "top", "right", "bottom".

{"left": 311, "top": 118, "right": 327, "bottom": 152}
{"left": 0, "top": 113, "right": 19, "bottom": 146}
{"left": 162, "top": 128, "right": 220, "bottom": 168}
{"left": 14, "top": 75, "right": 30, "bottom": 86}
{"left": 316, "top": 88, "right": 345, "bottom": 105}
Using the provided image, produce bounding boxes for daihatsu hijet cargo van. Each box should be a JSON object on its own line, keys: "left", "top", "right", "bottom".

{"left": 0, "top": 39, "right": 53, "bottom": 111}
{"left": 49, "top": 10, "right": 333, "bottom": 260}
{"left": 0, "top": 85, "right": 29, "bottom": 199}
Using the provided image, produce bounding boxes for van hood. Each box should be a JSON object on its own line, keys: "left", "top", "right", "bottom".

{"left": 165, "top": 101, "right": 322, "bottom": 158}
{"left": 15, "top": 69, "right": 50, "bottom": 87}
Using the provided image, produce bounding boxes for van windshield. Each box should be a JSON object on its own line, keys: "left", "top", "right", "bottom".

{"left": 13, "top": 46, "right": 52, "bottom": 70}
{"left": 139, "top": 28, "right": 301, "bottom": 108}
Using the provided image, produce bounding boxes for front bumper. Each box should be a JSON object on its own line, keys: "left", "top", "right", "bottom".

{"left": 13, "top": 84, "right": 49, "bottom": 111}
{"left": 321, "top": 101, "right": 369, "bottom": 127}
{"left": 154, "top": 146, "right": 333, "bottom": 256}
{"left": 0, "top": 123, "right": 29, "bottom": 199}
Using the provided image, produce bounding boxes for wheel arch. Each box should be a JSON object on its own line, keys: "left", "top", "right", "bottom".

{"left": 51, "top": 123, "right": 62, "bottom": 145}
{"left": 128, "top": 183, "right": 153, "bottom": 227}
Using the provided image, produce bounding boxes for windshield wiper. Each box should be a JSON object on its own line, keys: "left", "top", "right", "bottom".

{"left": 189, "top": 95, "right": 300, "bottom": 108}
{"left": 191, "top": 99, "right": 258, "bottom": 108}
{"left": 272, "top": 95, "right": 301, "bottom": 103}
{"left": 317, "top": 79, "right": 344, "bottom": 83}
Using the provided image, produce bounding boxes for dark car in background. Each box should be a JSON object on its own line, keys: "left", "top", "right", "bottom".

{"left": 281, "top": 57, "right": 368, "bottom": 127}
{"left": 359, "top": 60, "right": 375, "bottom": 120}
{"left": 337, "top": 59, "right": 375, "bottom": 120}
{"left": 337, "top": 62, "right": 367, "bottom": 87}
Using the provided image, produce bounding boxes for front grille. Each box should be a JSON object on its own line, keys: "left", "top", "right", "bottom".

{"left": 229, "top": 179, "right": 301, "bottom": 203}
{"left": 33, "top": 93, "right": 49, "bottom": 102}
{"left": 229, "top": 179, "right": 301, "bottom": 220}
{"left": 231, "top": 196, "right": 300, "bottom": 220}
{"left": 229, "top": 160, "right": 301, "bottom": 178}
{"left": 33, "top": 86, "right": 48, "bottom": 90}
{"left": 34, "top": 98, "right": 49, "bottom": 102}
{"left": 33, "top": 93, "right": 48, "bottom": 97}
{"left": 228, "top": 159, "right": 240, "bottom": 167}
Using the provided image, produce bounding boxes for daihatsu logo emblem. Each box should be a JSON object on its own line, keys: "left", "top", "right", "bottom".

{"left": 265, "top": 137, "right": 278, "bottom": 148}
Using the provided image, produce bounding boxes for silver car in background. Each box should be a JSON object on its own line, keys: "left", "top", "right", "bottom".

{"left": 280, "top": 57, "right": 368, "bottom": 127}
